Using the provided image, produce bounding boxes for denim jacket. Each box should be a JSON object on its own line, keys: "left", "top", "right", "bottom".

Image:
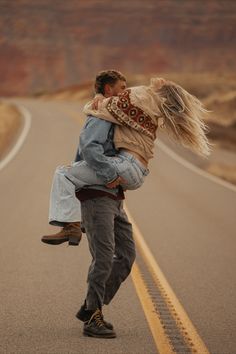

{"left": 75, "top": 115, "right": 119, "bottom": 184}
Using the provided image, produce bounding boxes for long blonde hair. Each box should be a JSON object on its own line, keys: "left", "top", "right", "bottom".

{"left": 151, "top": 78, "right": 212, "bottom": 157}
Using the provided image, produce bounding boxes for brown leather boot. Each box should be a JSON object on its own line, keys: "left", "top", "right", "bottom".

{"left": 41, "top": 222, "right": 82, "bottom": 246}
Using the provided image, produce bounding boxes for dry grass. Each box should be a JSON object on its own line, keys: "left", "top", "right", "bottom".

{"left": 130, "top": 72, "right": 236, "bottom": 122}
{"left": 0, "top": 102, "right": 22, "bottom": 159}
{"left": 206, "top": 163, "right": 236, "bottom": 185}
{"left": 35, "top": 82, "right": 92, "bottom": 101}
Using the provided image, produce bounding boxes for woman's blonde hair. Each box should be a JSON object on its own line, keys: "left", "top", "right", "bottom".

{"left": 151, "top": 78, "right": 212, "bottom": 157}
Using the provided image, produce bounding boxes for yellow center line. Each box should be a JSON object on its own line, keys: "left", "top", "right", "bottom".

{"left": 125, "top": 206, "right": 210, "bottom": 354}
{"left": 132, "top": 262, "right": 175, "bottom": 354}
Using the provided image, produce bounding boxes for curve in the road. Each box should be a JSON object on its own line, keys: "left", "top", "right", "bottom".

{"left": 0, "top": 104, "right": 31, "bottom": 171}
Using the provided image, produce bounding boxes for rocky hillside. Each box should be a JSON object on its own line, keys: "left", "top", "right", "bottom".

{"left": 0, "top": 0, "right": 236, "bottom": 96}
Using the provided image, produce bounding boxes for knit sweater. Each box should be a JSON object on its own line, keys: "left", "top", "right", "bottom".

{"left": 83, "top": 86, "right": 162, "bottom": 162}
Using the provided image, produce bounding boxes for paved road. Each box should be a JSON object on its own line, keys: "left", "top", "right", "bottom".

{"left": 0, "top": 98, "right": 235, "bottom": 354}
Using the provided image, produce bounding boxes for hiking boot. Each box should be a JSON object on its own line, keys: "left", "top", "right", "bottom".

{"left": 76, "top": 302, "right": 114, "bottom": 330}
{"left": 41, "top": 222, "right": 82, "bottom": 246}
{"left": 83, "top": 309, "right": 116, "bottom": 338}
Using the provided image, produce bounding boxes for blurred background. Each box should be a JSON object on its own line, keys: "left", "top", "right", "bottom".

{"left": 0, "top": 3, "right": 236, "bottom": 353}
{"left": 0, "top": 0, "right": 236, "bottom": 183}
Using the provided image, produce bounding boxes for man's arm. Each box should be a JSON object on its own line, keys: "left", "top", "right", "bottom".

{"left": 79, "top": 116, "right": 119, "bottom": 184}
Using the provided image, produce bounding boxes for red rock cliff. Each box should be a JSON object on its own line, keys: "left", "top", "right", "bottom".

{"left": 0, "top": 0, "right": 235, "bottom": 95}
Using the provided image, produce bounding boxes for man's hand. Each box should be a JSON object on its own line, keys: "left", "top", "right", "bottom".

{"left": 92, "top": 95, "right": 105, "bottom": 110}
{"left": 106, "top": 176, "right": 127, "bottom": 189}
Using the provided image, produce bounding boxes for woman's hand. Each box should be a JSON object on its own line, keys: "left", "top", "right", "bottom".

{"left": 106, "top": 176, "right": 127, "bottom": 189}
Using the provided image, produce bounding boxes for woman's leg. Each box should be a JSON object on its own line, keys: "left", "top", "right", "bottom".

{"left": 66, "top": 155, "right": 148, "bottom": 192}
{"left": 64, "top": 161, "right": 106, "bottom": 188}
{"left": 49, "top": 160, "right": 108, "bottom": 226}
{"left": 49, "top": 155, "right": 148, "bottom": 226}
{"left": 49, "top": 165, "right": 82, "bottom": 226}
{"left": 49, "top": 160, "right": 110, "bottom": 226}
{"left": 107, "top": 153, "right": 149, "bottom": 190}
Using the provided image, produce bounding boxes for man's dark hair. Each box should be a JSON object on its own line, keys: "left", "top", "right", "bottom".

{"left": 95, "top": 70, "right": 126, "bottom": 95}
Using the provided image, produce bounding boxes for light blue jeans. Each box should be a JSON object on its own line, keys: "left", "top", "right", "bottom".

{"left": 49, "top": 150, "right": 149, "bottom": 226}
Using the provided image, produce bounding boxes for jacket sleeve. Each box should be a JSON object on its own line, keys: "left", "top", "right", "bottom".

{"left": 79, "top": 116, "right": 118, "bottom": 183}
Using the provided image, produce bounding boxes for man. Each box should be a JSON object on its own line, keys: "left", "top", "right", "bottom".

{"left": 42, "top": 71, "right": 136, "bottom": 338}
{"left": 75, "top": 115, "right": 136, "bottom": 338}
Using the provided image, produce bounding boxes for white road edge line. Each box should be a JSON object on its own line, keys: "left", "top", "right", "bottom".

{"left": 156, "top": 140, "right": 236, "bottom": 193}
{"left": 0, "top": 104, "right": 31, "bottom": 171}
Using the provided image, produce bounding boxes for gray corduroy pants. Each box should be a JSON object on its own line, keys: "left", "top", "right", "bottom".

{"left": 81, "top": 197, "right": 136, "bottom": 310}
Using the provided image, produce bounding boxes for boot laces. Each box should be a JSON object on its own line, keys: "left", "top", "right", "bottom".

{"left": 89, "top": 309, "right": 105, "bottom": 327}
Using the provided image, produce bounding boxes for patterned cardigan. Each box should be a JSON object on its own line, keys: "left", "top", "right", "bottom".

{"left": 84, "top": 87, "right": 159, "bottom": 141}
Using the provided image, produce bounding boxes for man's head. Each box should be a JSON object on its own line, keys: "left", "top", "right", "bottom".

{"left": 95, "top": 70, "right": 127, "bottom": 97}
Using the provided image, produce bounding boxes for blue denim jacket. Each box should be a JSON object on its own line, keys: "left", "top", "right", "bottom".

{"left": 75, "top": 115, "right": 119, "bottom": 184}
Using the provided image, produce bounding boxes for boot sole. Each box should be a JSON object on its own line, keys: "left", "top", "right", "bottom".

{"left": 41, "top": 238, "right": 68, "bottom": 245}
{"left": 41, "top": 238, "right": 80, "bottom": 246}
{"left": 83, "top": 330, "right": 116, "bottom": 338}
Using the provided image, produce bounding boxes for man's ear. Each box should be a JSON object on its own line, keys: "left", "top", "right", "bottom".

{"left": 104, "top": 83, "right": 112, "bottom": 96}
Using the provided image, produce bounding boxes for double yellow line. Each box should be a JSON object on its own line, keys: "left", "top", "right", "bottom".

{"left": 125, "top": 207, "right": 210, "bottom": 354}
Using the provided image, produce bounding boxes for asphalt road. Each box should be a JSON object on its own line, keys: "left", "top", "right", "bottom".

{"left": 0, "top": 98, "right": 235, "bottom": 354}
